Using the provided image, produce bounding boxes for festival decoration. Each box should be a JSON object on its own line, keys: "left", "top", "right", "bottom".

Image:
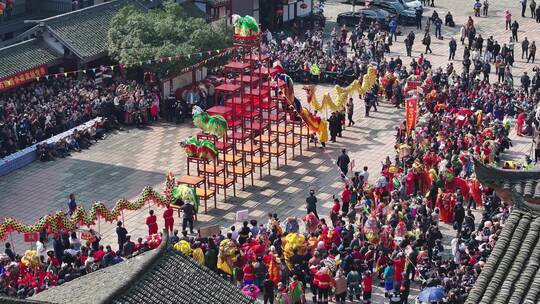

{"left": 232, "top": 15, "right": 260, "bottom": 38}
{"left": 242, "top": 285, "right": 261, "bottom": 299}
{"left": 173, "top": 240, "right": 193, "bottom": 254}
{"left": 363, "top": 215, "right": 380, "bottom": 244}
{"left": 164, "top": 170, "right": 176, "bottom": 200}
{"left": 31, "top": 48, "right": 234, "bottom": 84}
{"left": 405, "top": 97, "right": 418, "bottom": 134}
{"left": 283, "top": 233, "right": 306, "bottom": 270}
{"left": 171, "top": 185, "right": 200, "bottom": 214}
{"left": 192, "top": 111, "right": 228, "bottom": 137}
{"left": 309, "top": 64, "right": 321, "bottom": 76}
{"left": 277, "top": 73, "right": 329, "bottom": 142}
{"left": 217, "top": 239, "right": 238, "bottom": 275}
{"left": 0, "top": 65, "right": 48, "bottom": 92}
{"left": 21, "top": 250, "right": 40, "bottom": 269}
{"left": 181, "top": 137, "right": 219, "bottom": 160}
{"left": 0, "top": 186, "right": 172, "bottom": 241}
{"left": 303, "top": 65, "right": 378, "bottom": 112}
{"left": 147, "top": 234, "right": 162, "bottom": 250}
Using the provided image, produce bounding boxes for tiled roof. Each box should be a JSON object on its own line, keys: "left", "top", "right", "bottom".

{"left": 31, "top": 230, "right": 253, "bottom": 304}
{"left": 0, "top": 39, "right": 61, "bottom": 79}
{"left": 466, "top": 209, "right": 540, "bottom": 304}
{"left": 112, "top": 248, "right": 254, "bottom": 304}
{"left": 468, "top": 159, "right": 540, "bottom": 303}
{"left": 474, "top": 159, "right": 540, "bottom": 211}
{"left": 43, "top": 0, "right": 146, "bottom": 62}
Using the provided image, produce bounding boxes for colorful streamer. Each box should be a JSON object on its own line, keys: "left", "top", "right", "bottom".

{"left": 305, "top": 65, "right": 378, "bottom": 112}
{"left": 0, "top": 187, "right": 171, "bottom": 241}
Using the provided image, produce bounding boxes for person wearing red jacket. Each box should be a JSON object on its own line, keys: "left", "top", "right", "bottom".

{"left": 315, "top": 267, "right": 332, "bottom": 304}
{"left": 363, "top": 270, "right": 373, "bottom": 303}
{"left": 243, "top": 261, "right": 255, "bottom": 286}
{"left": 341, "top": 185, "right": 352, "bottom": 216}
{"left": 163, "top": 205, "right": 174, "bottom": 232}
{"left": 146, "top": 210, "right": 158, "bottom": 235}
{"left": 330, "top": 198, "right": 340, "bottom": 227}
{"left": 310, "top": 265, "right": 320, "bottom": 304}
{"left": 393, "top": 254, "right": 406, "bottom": 290}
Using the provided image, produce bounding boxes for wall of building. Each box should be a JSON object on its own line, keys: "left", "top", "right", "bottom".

{"left": 283, "top": 0, "right": 313, "bottom": 22}
{"left": 162, "top": 67, "right": 208, "bottom": 98}
{"left": 231, "top": 0, "right": 254, "bottom": 17}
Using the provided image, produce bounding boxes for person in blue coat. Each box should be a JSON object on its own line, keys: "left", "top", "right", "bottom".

{"left": 389, "top": 18, "right": 398, "bottom": 42}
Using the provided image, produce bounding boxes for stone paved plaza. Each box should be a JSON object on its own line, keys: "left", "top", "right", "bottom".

{"left": 0, "top": 0, "right": 538, "bottom": 302}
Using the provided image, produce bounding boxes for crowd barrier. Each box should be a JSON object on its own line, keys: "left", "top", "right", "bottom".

{"left": 0, "top": 117, "right": 102, "bottom": 177}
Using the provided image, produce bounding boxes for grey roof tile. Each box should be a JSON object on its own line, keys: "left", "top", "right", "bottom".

{"left": 465, "top": 210, "right": 540, "bottom": 304}
{"left": 43, "top": 0, "right": 146, "bottom": 61}
{"left": 0, "top": 39, "right": 61, "bottom": 79}
{"left": 31, "top": 230, "right": 253, "bottom": 304}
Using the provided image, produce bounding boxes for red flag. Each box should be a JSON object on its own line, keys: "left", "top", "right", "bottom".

{"left": 405, "top": 97, "right": 418, "bottom": 134}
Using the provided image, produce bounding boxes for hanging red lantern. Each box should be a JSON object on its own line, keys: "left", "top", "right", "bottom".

{"left": 276, "top": 9, "right": 283, "bottom": 16}
{"left": 0, "top": 3, "right": 5, "bottom": 15}
{"left": 300, "top": 3, "right": 308, "bottom": 9}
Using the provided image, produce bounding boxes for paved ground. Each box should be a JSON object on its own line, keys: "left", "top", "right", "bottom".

{"left": 0, "top": 0, "right": 537, "bottom": 302}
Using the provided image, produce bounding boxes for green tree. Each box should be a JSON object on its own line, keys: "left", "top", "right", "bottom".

{"left": 107, "top": 1, "right": 232, "bottom": 77}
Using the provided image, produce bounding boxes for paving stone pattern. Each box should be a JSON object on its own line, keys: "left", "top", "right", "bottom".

{"left": 0, "top": 0, "right": 538, "bottom": 302}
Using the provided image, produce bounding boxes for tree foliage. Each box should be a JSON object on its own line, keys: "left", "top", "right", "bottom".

{"left": 107, "top": 1, "right": 232, "bottom": 76}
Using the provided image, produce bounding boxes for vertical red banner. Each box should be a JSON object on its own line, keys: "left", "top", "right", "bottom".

{"left": 405, "top": 97, "right": 418, "bottom": 134}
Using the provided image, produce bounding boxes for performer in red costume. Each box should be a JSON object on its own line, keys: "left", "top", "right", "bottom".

{"left": 469, "top": 177, "right": 483, "bottom": 208}
{"left": 163, "top": 205, "right": 174, "bottom": 232}
{"left": 146, "top": 210, "right": 158, "bottom": 235}
{"left": 315, "top": 267, "right": 332, "bottom": 304}
{"left": 436, "top": 193, "right": 456, "bottom": 224}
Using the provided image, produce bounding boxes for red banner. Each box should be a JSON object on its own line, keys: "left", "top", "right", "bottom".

{"left": 405, "top": 97, "right": 418, "bottom": 134}
{"left": 23, "top": 232, "right": 39, "bottom": 243}
{"left": 0, "top": 65, "right": 48, "bottom": 92}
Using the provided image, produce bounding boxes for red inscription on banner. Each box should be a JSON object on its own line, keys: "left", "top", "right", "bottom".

{"left": 405, "top": 97, "right": 418, "bottom": 134}
{"left": 23, "top": 232, "right": 39, "bottom": 243}
{"left": 0, "top": 65, "right": 48, "bottom": 92}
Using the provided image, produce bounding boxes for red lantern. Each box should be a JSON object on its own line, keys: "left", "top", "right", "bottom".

{"left": 300, "top": 3, "right": 308, "bottom": 9}
{"left": 276, "top": 9, "right": 283, "bottom": 16}
{"left": 0, "top": 3, "right": 5, "bottom": 15}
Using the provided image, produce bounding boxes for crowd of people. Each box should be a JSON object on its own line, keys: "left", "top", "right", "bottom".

{"left": 0, "top": 77, "right": 162, "bottom": 159}
{"left": 0, "top": 220, "right": 161, "bottom": 298}
{"left": 3, "top": 2, "right": 540, "bottom": 304}
{"left": 162, "top": 8, "right": 539, "bottom": 304}
{"left": 263, "top": 17, "right": 398, "bottom": 86}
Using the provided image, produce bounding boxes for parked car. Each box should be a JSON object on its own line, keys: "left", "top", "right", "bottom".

{"left": 371, "top": 1, "right": 418, "bottom": 25}
{"left": 403, "top": 0, "right": 423, "bottom": 10}
{"left": 337, "top": 8, "right": 392, "bottom": 28}
{"left": 350, "top": 0, "right": 422, "bottom": 10}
